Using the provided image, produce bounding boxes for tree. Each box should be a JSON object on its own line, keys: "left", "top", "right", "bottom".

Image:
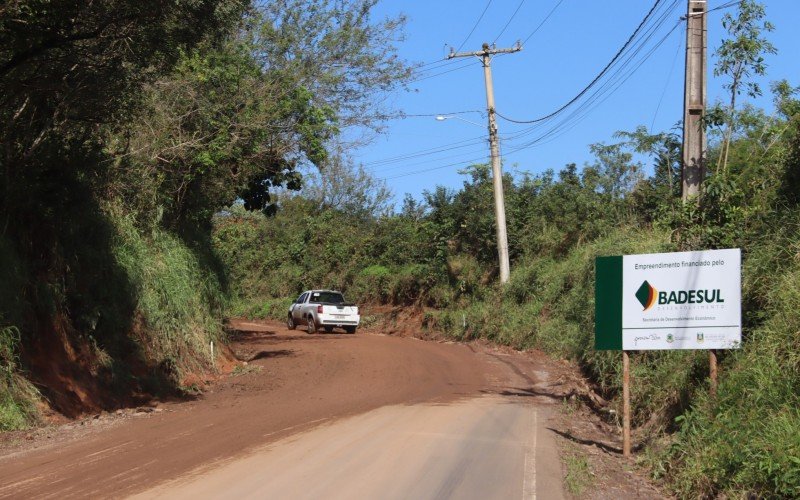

{"left": 0, "top": 0, "right": 247, "bottom": 233}
{"left": 588, "top": 142, "right": 643, "bottom": 198}
{"left": 251, "top": 0, "right": 413, "bottom": 133}
{"left": 299, "top": 145, "right": 393, "bottom": 220}
{"left": 110, "top": 0, "right": 414, "bottom": 225}
{"left": 616, "top": 125, "right": 682, "bottom": 200}
{"left": 110, "top": 40, "right": 333, "bottom": 225}
{"left": 713, "top": 0, "right": 777, "bottom": 174}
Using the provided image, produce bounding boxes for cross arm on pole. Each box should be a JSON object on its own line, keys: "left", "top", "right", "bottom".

{"left": 447, "top": 42, "right": 522, "bottom": 60}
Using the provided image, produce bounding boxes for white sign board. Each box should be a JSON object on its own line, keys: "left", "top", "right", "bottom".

{"left": 620, "top": 248, "right": 741, "bottom": 350}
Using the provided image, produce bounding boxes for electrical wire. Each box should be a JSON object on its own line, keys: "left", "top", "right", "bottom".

{"left": 702, "top": 0, "right": 742, "bottom": 16}
{"left": 502, "top": 5, "right": 684, "bottom": 151}
{"left": 370, "top": 0, "right": 742, "bottom": 181}
{"left": 392, "top": 110, "right": 484, "bottom": 119}
{"left": 493, "top": 0, "right": 526, "bottom": 44}
{"left": 373, "top": 1, "right": 682, "bottom": 181}
{"left": 492, "top": 0, "right": 679, "bottom": 150}
{"left": 521, "top": 0, "right": 565, "bottom": 46}
{"left": 405, "top": 1, "right": 735, "bottom": 87}
{"left": 650, "top": 30, "right": 683, "bottom": 133}
{"left": 454, "top": 0, "right": 494, "bottom": 53}
{"left": 496, "top": 0, "right": 668, "bottom": 124}
{"left": 378, "top": 154, "right": 490, "bottom": 181}
{"left": 506, "top": 28, "right": 680, "bottom": 150}
{"left": 367, "top": 145, "right": 492, "bottom": 175}
{"left": 362, "top": 136, "right": 486, "bottom": 169}
{"left": 408, "top": 60, "right": 480, "bottom": 84}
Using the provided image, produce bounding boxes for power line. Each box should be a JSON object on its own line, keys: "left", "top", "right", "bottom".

{"left": 496, "top": 0, "right": 668, "bottom": 124}
{"left": 493, "top": 0, "right": 526, "bottom": 44}
{"left": 496, "top": 0, "right": 681, "bottom": 145}
{"left": 374, "top": 1, "right": 678, "bottom": 181}
{"left": 361, "top": 136, "right": 485, "bottom": 168}
{"left": 502, "top": 4, "right": 684, "bottom": 151}
{"left": 372, "top": 0, "right": 740, "bottom": 182}
{"left": 405, "top": 0, "right": 567, "bottom": 85}
{"left": 367, "top": 145, "right": 492, "bottom": 174}
{"left": 378, "top": 155, "right": 490, "bottom": 181}
{"left": 650, "top": 29, "right": 683, "bottom": 133}
{"left": 454, "top": 0, "right": 494, "bottom": 53}
{"left": 703, "top": 0, "right": 742, "bottom": 16}
{"left": 521, "top": 0, "right": 565, "bottom": 46}
{"left": 392, "top": 110, "right": 484, "bottom": 119}
{"left": 409, "top": 60, "right": 480, "bottom": 84}
{"left": 386, "top": 0, "right": 682, "bottom": 182}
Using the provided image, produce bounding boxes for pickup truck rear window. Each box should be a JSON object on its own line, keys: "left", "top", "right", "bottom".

{"left": 309, "top": 292, "right": 345, "bottom": 304}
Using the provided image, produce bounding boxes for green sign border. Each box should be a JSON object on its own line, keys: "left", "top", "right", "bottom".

{"left": 595, "top": 256, "right": 623, "bottom": 350}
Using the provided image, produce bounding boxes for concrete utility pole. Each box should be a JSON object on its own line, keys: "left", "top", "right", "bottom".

{"left": 448, "top": 42, "right": 521, "bottom": 283}
{"left": 682, "top": 0, "right": 707, "bottom": 201}
{"left": 682, "top": 0, "right": 718, "bottom": 398}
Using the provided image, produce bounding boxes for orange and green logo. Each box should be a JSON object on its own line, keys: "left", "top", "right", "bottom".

{"left": 635, "top": 280, "right": 658, "bottom": 311}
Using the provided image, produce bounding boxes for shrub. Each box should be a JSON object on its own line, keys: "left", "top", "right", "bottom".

{"left": 0, "top": 323, "right": 40, "bottom": 430}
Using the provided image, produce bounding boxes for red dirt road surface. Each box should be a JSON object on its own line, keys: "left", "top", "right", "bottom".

{"left": 1, "top": 319, "right": 583, "bottom": 498}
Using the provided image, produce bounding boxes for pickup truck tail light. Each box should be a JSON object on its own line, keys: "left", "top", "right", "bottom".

{"left": 317, "top": 305, "right": 323, "bottom": 314}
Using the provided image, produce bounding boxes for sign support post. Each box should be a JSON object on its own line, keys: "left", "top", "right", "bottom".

{"left": 709, "top": 350, "right": 718, "bottom": 398}
{"left": 622, "top": 351, "right": 631, "bottom": 458}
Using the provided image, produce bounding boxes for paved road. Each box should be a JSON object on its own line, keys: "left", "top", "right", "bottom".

{"left": 138, "top": 397, "right": 564, "bottom": 500}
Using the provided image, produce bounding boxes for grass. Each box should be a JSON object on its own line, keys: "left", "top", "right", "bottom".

{"left": 111, "top": 206, "right": 227, "bottom": 379}
{"left": 0, "top": 323, "right": 40, "bottom": 431}
{"left": 228, "top": 297, "right": 293, "bottom": 322}
{"left": 563, "top": 445, "right": 593, "bottom": 497}
{"left": 231, "top": 364, "right": 262, "bottom": 376}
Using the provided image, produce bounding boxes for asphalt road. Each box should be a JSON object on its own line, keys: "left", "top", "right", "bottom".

{"left": 137, "top": 397, "right": 565, "bottom": 500}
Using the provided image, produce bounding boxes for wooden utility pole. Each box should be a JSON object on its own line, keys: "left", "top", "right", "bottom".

{"left": 448, "top": 42, "right": 521, "bottom": 283}
{"left": 681, "top": 0, "right": 707, "bottom": 201}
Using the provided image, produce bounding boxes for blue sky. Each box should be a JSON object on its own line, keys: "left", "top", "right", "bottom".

{"left": 347, "top": 0, "right": 798, "bottom": 205}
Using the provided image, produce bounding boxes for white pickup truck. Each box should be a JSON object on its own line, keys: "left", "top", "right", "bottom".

{"left": 287, "top": 290, "right": 360, "bottom": 334}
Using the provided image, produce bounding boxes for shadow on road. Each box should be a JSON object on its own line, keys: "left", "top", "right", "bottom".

{"left": 248, "top": 349, "right": 294, "bottom": 361}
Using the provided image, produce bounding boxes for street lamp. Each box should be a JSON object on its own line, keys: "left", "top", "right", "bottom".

{"left": 435, "top": 114, "right": 485, "bottom": 128}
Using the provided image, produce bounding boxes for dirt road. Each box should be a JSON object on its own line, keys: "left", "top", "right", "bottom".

{"left": 1, "top": 320, "right": 569, "bottom": 498}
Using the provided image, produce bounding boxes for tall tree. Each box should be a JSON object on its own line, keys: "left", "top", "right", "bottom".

{"left": 300, "top": 144, "right": 393, "bottom": 220}
{"left": 113, "top": 0, "right": 414, "bottom": 224}
{"left": 0, "top": 0, "right": 247, "bottom": 233}
{"left": 713, "top": 0, "right": 776, "bottom": 174}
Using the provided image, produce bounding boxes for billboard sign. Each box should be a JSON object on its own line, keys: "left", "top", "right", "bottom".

{"left": 595, "top": 248, "right": 741, "bottom": 350}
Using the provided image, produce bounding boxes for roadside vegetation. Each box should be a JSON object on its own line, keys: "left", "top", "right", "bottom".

{"left": 1, "top": 0, "right": 797, "bottom": 497}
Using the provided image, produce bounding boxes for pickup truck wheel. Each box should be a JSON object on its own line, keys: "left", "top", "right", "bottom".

{"left": 344, "top": 326, "right": 356, "bottom": 334}
{"left": 287, "top": 314, "right": 296, "bottom": 330}
{"left": 306, "top": 317, "right": 317, "bottom": 334}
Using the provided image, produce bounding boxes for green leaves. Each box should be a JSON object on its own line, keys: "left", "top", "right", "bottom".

{"left": 715, "top": 0, "right": 776, "bottom": 99}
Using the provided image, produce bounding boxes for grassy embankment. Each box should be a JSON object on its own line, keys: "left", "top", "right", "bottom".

{"left": 0, "top": 205, "right": 228, "bottom": 431}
